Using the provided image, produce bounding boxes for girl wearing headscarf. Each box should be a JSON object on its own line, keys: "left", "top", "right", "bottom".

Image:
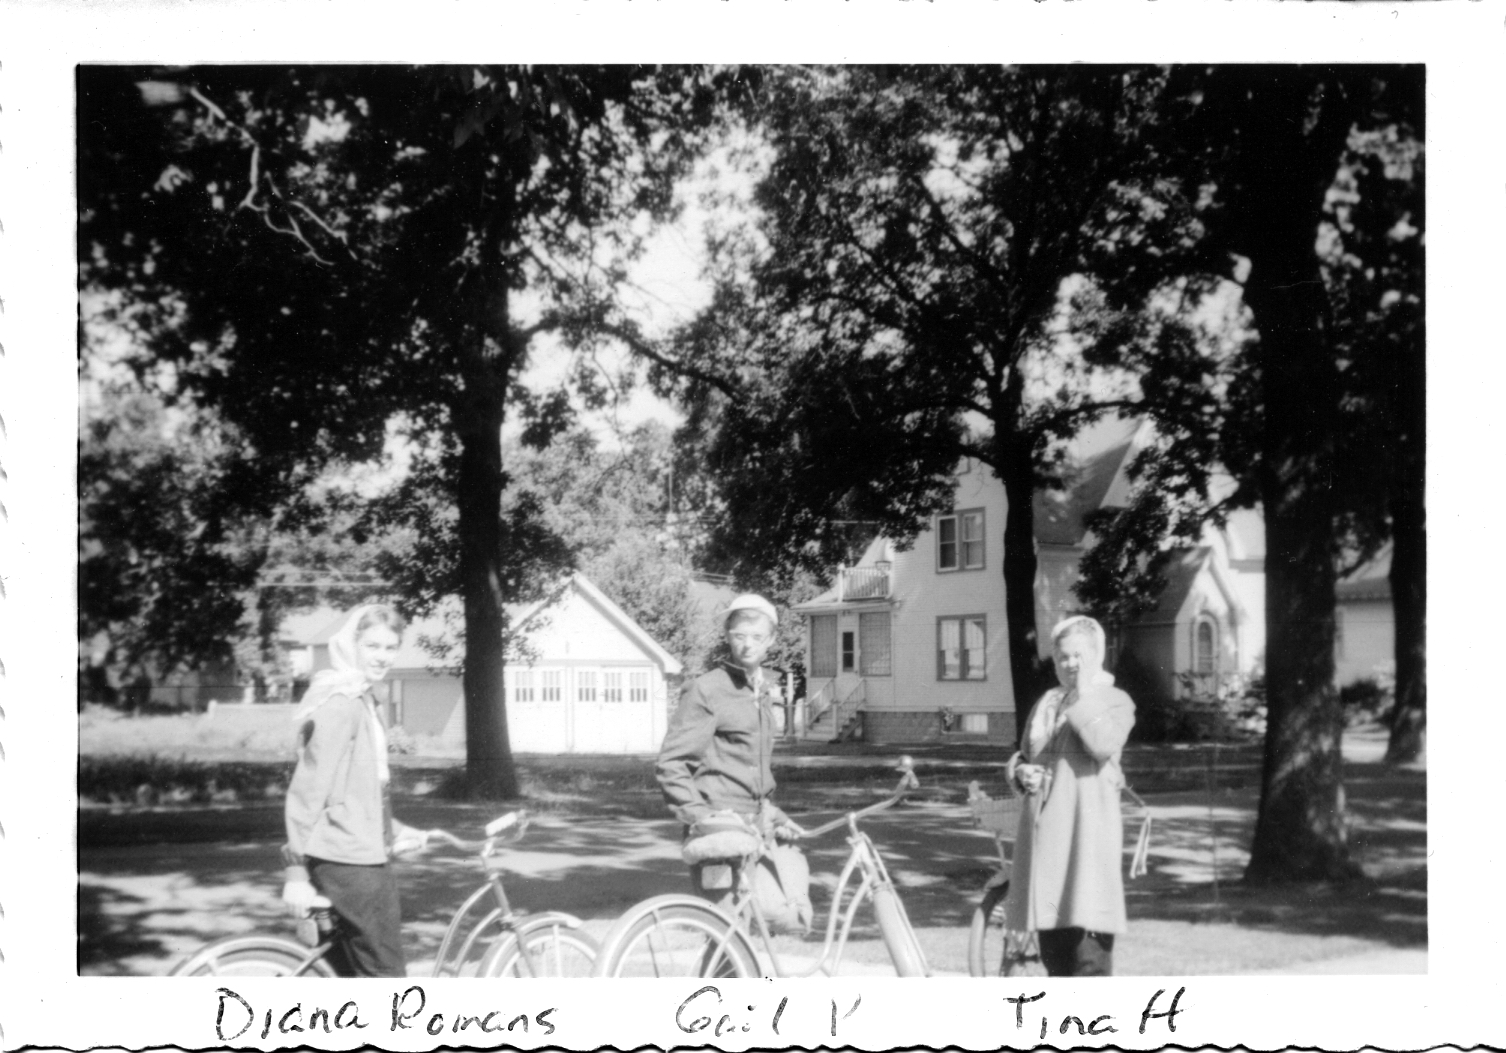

{"left": 281, "top": 604, "right": 429, "bottom": 977}
{"left": 1003, "top": 615, "right": 1136, "bottom": 976}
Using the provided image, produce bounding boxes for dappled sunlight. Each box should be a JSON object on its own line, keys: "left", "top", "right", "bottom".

{"left": 79, "top": 744, "right": 1425, "bottom": 975}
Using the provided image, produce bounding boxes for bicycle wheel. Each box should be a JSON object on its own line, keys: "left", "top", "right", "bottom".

{"left": 169, "top": 935, "right": 337, "bottom": 977}
{"left": 592, "top": 895, "right": 761, "bottom": 978}
{"left": 480, "top": 916, "right": 598, "bottom": 978}
{"left": 968, "top": 881, "right": 1010, "bottom": 977}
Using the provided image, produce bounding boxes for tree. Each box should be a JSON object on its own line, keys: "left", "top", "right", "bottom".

{"left": 1075, "top": 66, "right": 1424, "bottom": 880}
{"left": 78, "top": 370, "right": 264, "bottom": 706}
{"left": 79, "top": 65, "right": 733, "bottom": 795}
{"left": 663, "top": 66, "right": 1213, "bottom": 738}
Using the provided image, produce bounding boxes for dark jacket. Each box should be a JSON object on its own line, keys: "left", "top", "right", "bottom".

{"left": 656, "top": 663, "right": 783, "bottom": 826}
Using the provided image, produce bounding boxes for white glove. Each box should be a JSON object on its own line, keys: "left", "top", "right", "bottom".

{"left": 391, "top": 829, "right": 430, "bottom": 857}
{"left": 281, "top": 879, "right": 321, "bottom": 916}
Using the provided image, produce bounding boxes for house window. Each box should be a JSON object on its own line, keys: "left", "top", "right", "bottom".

{"left": 938, "top": 615, "right": 987, "bottom": 680}
{"left": 603, "top": 671, "right": 623, "bottom": 702}
{"left": 512, "top": 670, "right": 535, "bottom": 704}
{"left": 937, "top": 509, "right": 985, "bottom": 572}
{"left": 577, "top": 670, "right": 598, "bottom": 702}
{"left": 811, "top": 615, "right": 838, "bottom": 678}
{"left": 540, "top": 670, "right": 563, "bottom": 702}
{"left": 1193, "top": 617, "right": 1217, "bottom": 676}
{"left": 858, "top": 611, "right": 891, "bottom": 676}
{"left": 960, "top": 712, "right": 989, "bottom": 735}
{"left": 841, "top": 631, "right": 856, "bottom": 673}
{"left": 629, "top": 670, "right": 650, "bottom": 703}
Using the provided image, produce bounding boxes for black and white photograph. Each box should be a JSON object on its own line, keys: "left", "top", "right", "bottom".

{"left": 1, "top": 2, "right": 1500, "bottom": 1050}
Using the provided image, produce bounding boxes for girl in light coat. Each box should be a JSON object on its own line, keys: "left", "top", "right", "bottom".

{"left": 1004, "top": 615, "right": 1136, "bottom": 976}
{"left": 281, "top": 604, "right": 430, "bottom": 977}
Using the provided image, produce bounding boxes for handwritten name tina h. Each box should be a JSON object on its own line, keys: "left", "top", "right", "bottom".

{"left": 211, "top": 982, "right": 1187, "bottom": 1044}
{"left": 213, "top": 985, "right": 556, "bottom": 1042}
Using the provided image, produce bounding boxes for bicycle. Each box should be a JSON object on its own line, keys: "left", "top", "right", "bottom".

{"left": 591, "top": 757, "right": 930, "bottom": 978}
{"left": 169, "top": 811, "right": 597, "bottom": 977}
{"left": 965, "top": 781, "right": 1153, "bottom": 977}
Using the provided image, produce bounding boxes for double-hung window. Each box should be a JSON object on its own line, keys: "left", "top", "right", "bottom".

{"left": 937, "top": 509, "right": 985, "bottom": 571}
{"left": 629, "top": 671, "right": 650, "bottom": 703}
{"left": 810, "top": 614, "right": 838, "bottom": 678}
{"left": 577, "top": 670, "right": 598, "bottom": 703}
{"left": 858, "top": 611, "right": 892, "bottom": 676}
{"left": 937, "top": 615, "right": 987, "bottom": 680}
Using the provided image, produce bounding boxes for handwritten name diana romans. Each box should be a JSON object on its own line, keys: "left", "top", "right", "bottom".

{"left": 213, "top": 984, "right": 556, "bottom": 1041}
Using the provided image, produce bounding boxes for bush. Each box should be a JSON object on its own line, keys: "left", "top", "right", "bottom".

{"left": 1340, "top": 675, "right": 1395, "bottom": 723}
{"left": 79, "top": 754, "right": 294, "bottom": 807}
{"left": 1116, "top": 653, "right": 1265, "bottom": 743}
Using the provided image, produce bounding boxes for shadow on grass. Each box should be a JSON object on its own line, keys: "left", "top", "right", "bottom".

{"left": 79, "top": 745, "right": 1425, "bottom": 973}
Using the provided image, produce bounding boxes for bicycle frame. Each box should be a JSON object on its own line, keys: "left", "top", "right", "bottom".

{"left": 717, "top": 764, "right": 931, "bottom": 977}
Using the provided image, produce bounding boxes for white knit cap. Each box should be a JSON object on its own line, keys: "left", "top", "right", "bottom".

{"left": 724, "top": 593, "right": 778, "bottom": 628}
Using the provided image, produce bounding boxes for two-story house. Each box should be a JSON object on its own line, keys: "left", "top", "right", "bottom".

{"left": 794, "top": 417, "right": 1272, "bottom": 746}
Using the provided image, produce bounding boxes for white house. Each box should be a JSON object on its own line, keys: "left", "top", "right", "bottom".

{"left": 307, "top": 573, "right": 683, "bottom": 754}
{"left": 794, "top": 417, "right": 1272, "bottom": 746}
{"left": 794, "top": 457, "right": 1015, "bottom": 745}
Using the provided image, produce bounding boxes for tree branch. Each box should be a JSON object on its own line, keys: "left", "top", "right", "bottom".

{"left": 597, "top": 321, "right": 741, "bottom": 399}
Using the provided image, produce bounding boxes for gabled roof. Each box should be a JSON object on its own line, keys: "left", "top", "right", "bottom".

{"left": 1127, "top": 544, "right": 1248, "bottom": 628}
{"left": 1033, "top": 416, "right": 1146, "bottom": 546}
{"left": 303, "top": 573, "right": 684, "bottom": 675}
{"left": 1131, "top": 547, "right": 1209, "bottom": 624}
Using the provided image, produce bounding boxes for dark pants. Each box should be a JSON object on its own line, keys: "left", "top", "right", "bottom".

{"left": 1038, "top": 927, "right": 1115, "bottom": 977}
{"left": 308, "top": 858, "right": 406, "bottom": 978}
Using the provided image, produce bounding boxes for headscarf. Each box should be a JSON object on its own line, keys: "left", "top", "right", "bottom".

{"left": 291, "top": 604, "right": 394, "bottom": 782}
{"left": 1024, "top": 615, "right": 1116, "bottom": 759}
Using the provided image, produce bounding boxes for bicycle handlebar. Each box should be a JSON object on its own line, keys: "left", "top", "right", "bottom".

{"left": 797, "top": 757, "right": 919, "bottom": 841}
{"left": 423, "top": 810, "right": 530, "bottom": 854}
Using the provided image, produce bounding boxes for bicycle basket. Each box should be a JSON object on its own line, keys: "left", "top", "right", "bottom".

{"left": 752, "top": 844, "right": 813, "bottom": 935}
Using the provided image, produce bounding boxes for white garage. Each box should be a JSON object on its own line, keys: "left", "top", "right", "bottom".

{"left": 313, "top": 573, "right": 682, "bottom": 755}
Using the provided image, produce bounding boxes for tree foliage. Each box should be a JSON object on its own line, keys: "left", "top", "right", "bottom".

{"left": 665, "top": 65, "right": 1218, "bottom": 735}
{"left": 79, "top": 64, "right": 736, "bottom": 794}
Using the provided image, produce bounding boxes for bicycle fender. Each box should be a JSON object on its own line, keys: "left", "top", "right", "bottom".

{"left": 515, "top": 910, "right": 586, "bottom": 932}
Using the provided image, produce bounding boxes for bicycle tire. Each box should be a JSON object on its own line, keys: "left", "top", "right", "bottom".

{"left": 591, "top": 895, "right": 761, "bottom": 978}
{"left": 968, "top": 880, "right": 1042, "bottom": 977}
{"left": 480, "top": 916, "right": 598, "bottom": 978}
{"left": 433, "top": 884, "right": 503, "bottom": 977}
{"left": 169, "top": 934, "right": 338, "bottom": 978}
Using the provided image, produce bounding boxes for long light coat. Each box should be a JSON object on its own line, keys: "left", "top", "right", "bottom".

{"left": 1003, "top": 683, "right": 1136, "bottom": 934}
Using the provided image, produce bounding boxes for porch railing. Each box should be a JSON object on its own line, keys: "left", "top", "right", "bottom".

{"left": 837, "top": 565, "right": 891, "bottom": 601}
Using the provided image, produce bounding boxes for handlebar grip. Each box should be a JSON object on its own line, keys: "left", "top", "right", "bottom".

{"left": 485, "top": 811, "right": 525, "bottom": 837}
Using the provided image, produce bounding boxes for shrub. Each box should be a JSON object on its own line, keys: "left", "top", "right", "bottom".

{"left": 1340, "top": 675, "right": 1395, "bottom": 722}
{"left": 79, "top": 754, "right": 294, "bottom": 806}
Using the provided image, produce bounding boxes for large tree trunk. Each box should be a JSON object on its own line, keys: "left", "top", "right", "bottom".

{"left": 1236, "top": 72, "right": 1361, "bottom": 884}
{"left": 456, "top": 400, "right": 520, "bottom": 799}
{"left": 996, "top": 422, "right": 1046, "bottom": 746}
{"left": 1385, "top": 479, "right": 1426, "bottom": 765}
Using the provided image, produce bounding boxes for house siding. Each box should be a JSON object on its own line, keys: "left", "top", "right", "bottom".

{"left": 887, "top": 462, "right": 1014, "bottom": 717}
{"left": 1336, "top": 598, "right": 1395, "bottom": 686}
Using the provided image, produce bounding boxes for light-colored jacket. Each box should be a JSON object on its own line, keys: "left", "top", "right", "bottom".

{"left": 1003, "top": 683, "right": 1136, "bottom": 934}
{"left": 285, "top": 691, "right": 396, "bottom": 866}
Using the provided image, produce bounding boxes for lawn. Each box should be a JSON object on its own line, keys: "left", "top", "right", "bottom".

{"left": 77, "top": 708, "right": 1425, "bottom": 976}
